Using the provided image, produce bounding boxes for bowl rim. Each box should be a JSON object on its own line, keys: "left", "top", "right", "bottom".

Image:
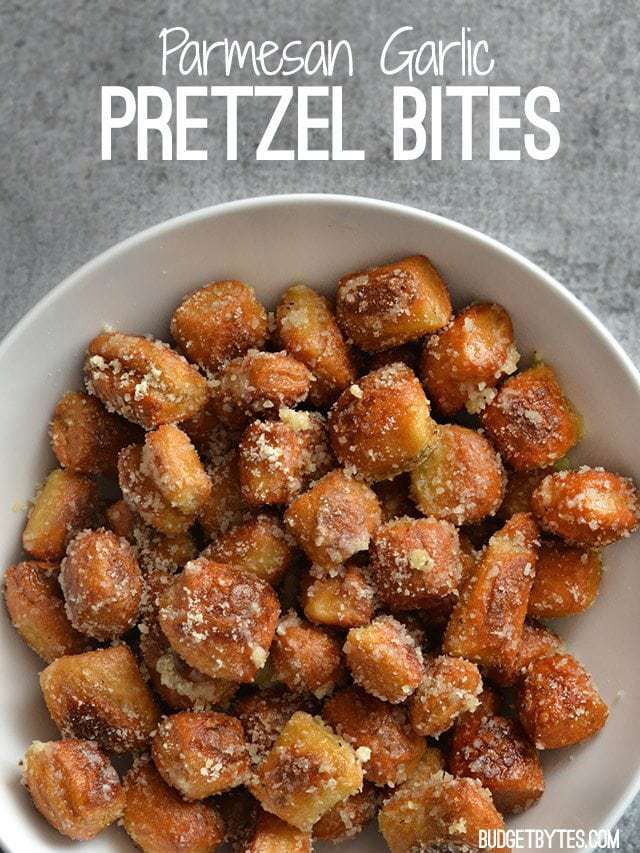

{"left": 1, "top": 192, "right": 638, "bottom": 852}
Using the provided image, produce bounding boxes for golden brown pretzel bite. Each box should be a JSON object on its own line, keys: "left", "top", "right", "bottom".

{"left": 40, "top": 645, "right": 160, "bottom": 753}
{"left": 328, "top": 364, "right": 438, "bottom": 482}
{"left": 247, "top": 711, "right": 363, "bottom": 832}
{"left": 276, "top": 283, "right": 357, "bottom": 406}
{"left": 123, "top": 756, "right": 225, "bottom": 853}
{"left": 171, "top": 279, "right": 268, "bottom": 373}
{"left": 50, "top": 391, "right": 141, "bottom": 476}
{"left": 482, "top": 363, "right": 580, "bottom": 471}
{"left": 443, "top": 513, "right": 539, "bottom": 671}
{"left": 22, "top": 739, "right": 123, "bottom": 840}
{"left": 420, "top": 302, "right": 518, "bottom": 416}
{"left": 4, "top": 561, "right": 88, "bottom": 661}
{"left": 85, "top": 331, "right": 208, "bottom": 428}
{"left": 532, "top": 467, "right": 640, "bottom": 546}
{"left": 60, "top": 528, "right": 143, "bottom": 640}
{"left": 158, "top": 558, "right": 280, "bottom": 682}
{"left": 323, "top": 686, "right": 426, "bottom": 787}
{"left": 151, "top": 711, "right": 249, "bottom": 799}
{"left": 336, "top": 255, "right": 452, "bottom": 352}
{"left": 23, "top": 469, "right": 100, "bottom": 562}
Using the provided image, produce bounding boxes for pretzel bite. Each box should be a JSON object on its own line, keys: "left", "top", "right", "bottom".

{"left": 140, "top": 620, "right": 238, "bottom": 711}
{"left": 336, "top": 255, "right": 452, "bottom": 352}
{"left": 271, "top": 612, "right": 345, "bottom": 698}
{"left": 300, "top": 563, "right": 375, "bottom": 628}
{"left": 528, "top": 541, "right": 602, "bottom": 618}
{"left": 239, "top": 420, "right": 309, "bottom": 506}
{"left": 158, "top": 558, "right": 279, "bottom": 682}
{"left": 216, "top": 350, "right": 312, "bottom": 427}
{"left": 276, "top": 283, "right": 357, "bottom": 406}
{"left": 40, "top": 645, "right": 160, "bottom": 752}
{"left": 323, "top": 687, "right": 426, "bottom": 787}
{"left": 408, "top": 655, "right": 482, "bottom": 738}
{"left": 410, "top": 425, "right": 506, "bottom": 525}
{"left": 50, "top": 391, "right": 141, "bottom": 476}
{"left": 449, "top": 712, "right": 544, "bottom": 814}
{"left": 481, "top": 363, "right": 580, "bottom": 471}
{"left": 374, "top": 474, "right": 417, "bottom": 522}
{"left": 518, "top": 652, "right": 608, "bottom": 749}
{"left": 498, "top": 468, "right": 553, "bottom": 519}
{"left": 105, "top": 497, "right": 139, "bottom": 538}
{"left": 344, "top": 615, "right": 425, "bottom": 703}
{"left": 22, "top": 739, "right": 123, "bottom": 840}
{"left": 145, "top": 423, "right": 211, "bottom": 510}
{"left": 202, "top": 513, "right": 296, "bottom": 586}
{"left": 22, "top": 469, "right": 99, "bottom": 562}
{"left": 60, "top": 528, "right": 142, "bottom": 640}
{"left": 152, "top": 711, "right": 249, "bottom": 799}
{"left": 248, "top": 711, "right": 363, "bottom": 832}
{"left": 284, "top": 470, "right": 382, "bottom": 569}
{"left": 420, "top": 302, "right": 518, "bottom": 416}
{"left": 313, "top": 783, "right": 379, "bottom": 843}
{"left": 517, "top": 619, "right": 564, "bottom": 667}
{"left": 85, "top": 331, "right": 208, "bottom": 428}
{"left": 369, "top": 516, "right": 461, "bottom": 612}
{"left": 443, "top": 513, "right": 539, "bottom": 671}
{"left": 123, "top": 757, "right": 225, "bottom": 853}
{"left": 4, "top": 561, "right": 88, "bottom": 662}
{"left": 199, "top": 450, "right": 247, "bottom": 538}
{"left": 106, "top": 500, "right": 197, "bottom": 576}
{"left": 531, "top": 467, "right": 640, "bottom": 546}
{"left": 119, "top": 425, "right": 211, "bottom": 536}
{"left": 234, "top": 687, "right": 316, "bottom": 764}
{"left": 328, "top": 364, "right": 438, "bottom": 482}
{"left": 171, "top": 279, "right": 268, "bottom": 373}
{"left": 378, "top": 771, "right": 504, "bottom": 853}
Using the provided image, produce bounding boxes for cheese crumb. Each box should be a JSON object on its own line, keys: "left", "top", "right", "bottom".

{"left": 408, "top": 548, "right": 434, "bottom": 572}
{"left": 355, "top": 746, "right": 372, "bottom": 763}
{"left": 279, "top": 407, "right": 312, "bottom": 432}
{"left": 250, "top": 645, "right": 268, "bottom": 669}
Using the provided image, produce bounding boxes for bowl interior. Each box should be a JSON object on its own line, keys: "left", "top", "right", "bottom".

{"left": 0, "top": 195, "right": 638, "bottom": 852}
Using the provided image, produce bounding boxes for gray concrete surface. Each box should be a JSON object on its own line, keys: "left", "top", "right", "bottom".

{"left": 1, "top": 0, "right": 639, "bottom": 848}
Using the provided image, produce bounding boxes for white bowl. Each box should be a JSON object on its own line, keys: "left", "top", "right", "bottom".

{"left": 1, "top": 194, "right": 638, "bottom": 853}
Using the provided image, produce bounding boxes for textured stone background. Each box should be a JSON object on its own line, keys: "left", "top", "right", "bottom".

{"left": 1, "top": 0, "right": 638, "bottom": 848}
